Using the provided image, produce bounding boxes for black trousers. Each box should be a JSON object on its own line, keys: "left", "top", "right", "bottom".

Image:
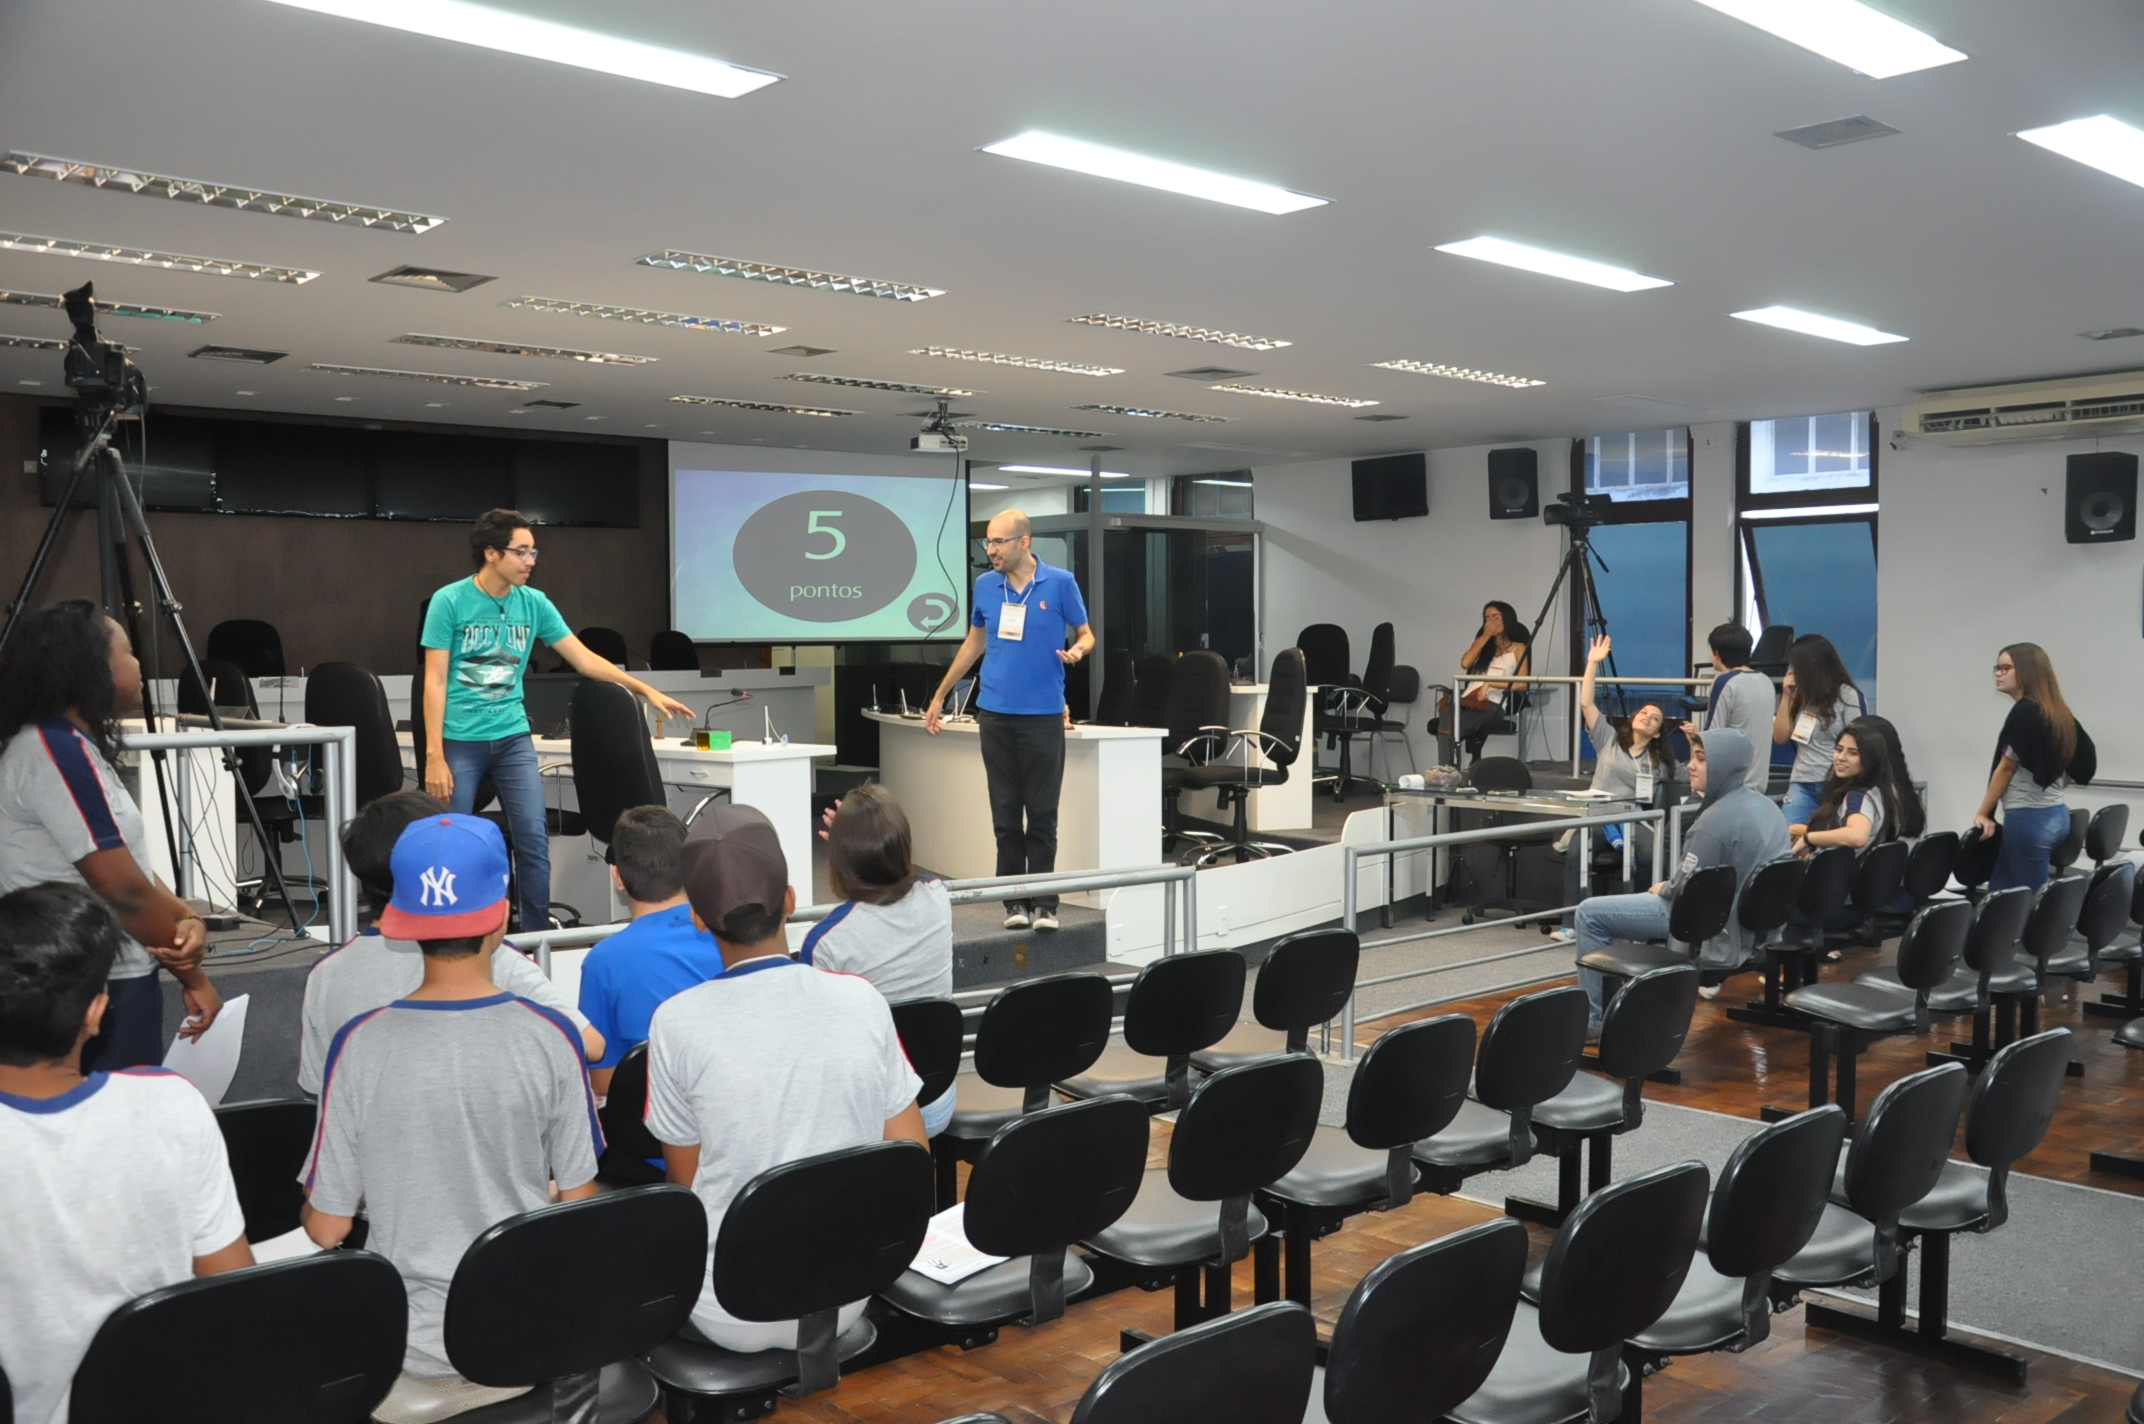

{"left": 978, "top": 711, "right": 1066, "bottom": 912}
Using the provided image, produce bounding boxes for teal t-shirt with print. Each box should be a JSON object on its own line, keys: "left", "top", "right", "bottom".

{"left": 420, "top": 578, "right": 573, "bottom": 741}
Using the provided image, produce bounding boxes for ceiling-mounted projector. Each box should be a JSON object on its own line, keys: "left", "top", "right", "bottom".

{"left": 911, "top": 430, "right": 967, "bottom": 452}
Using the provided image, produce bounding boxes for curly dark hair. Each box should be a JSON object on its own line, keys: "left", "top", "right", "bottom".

{"left": 0, "top": 600, "right": 123, "bottom": 762}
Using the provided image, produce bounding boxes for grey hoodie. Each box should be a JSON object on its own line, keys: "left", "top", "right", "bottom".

{"left": 1665, "top": 728, "right": 1793, "bottom": 968}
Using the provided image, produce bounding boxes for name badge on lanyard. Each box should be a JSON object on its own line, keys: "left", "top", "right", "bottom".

{"left": 1634, "top": 761, "right": 1655, "bottom": 803}
{"left": 1791, "top": 711, "right": 1819, "bottom": 745}
{"left": 997, "top": 602, "right": 1027, "bottom": 641}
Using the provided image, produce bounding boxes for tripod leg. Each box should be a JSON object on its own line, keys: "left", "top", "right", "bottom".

{"left": 0, "top": 451, "right": 91, "bottom": 661}
{"left": 103, "top": 525, "right": 186, "bottom": 881}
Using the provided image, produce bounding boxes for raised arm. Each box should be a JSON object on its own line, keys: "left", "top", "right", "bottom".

{"left": 1579, "top": 635, "right": 1609, "bottom": 731}
{"left": 1771, "top": 671, "right": 1798, "bottom": 745}
{"left": 552, "top": 635, "right": 694, "bottom": 725}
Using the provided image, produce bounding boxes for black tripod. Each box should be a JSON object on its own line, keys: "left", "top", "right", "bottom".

{"left": 1527, "top": 523, "right": 1625, "bottom": 727}
{"left": 0, "top": 410, "right": 302, "bottom": 932}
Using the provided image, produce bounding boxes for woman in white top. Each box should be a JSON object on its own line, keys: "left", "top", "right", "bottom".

{"left": 801, "top": 783, "right": 957, "bottom": 1133}
{"left": 1437, "top": 600, "right": 1531, "bottom": 765}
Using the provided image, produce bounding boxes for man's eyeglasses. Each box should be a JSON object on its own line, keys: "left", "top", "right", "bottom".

{"left": 983, "top": 536, "right": 1022, "bottom": 550}
{"left": 504, "top": 545, "right": 539, "bottom": 561}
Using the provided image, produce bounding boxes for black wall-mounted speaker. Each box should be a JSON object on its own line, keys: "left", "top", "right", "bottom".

{"left": 2066, "top": 451, "right": 2137, "bottom": 545}
{"left": 1487, "top": 447, "right": 1538, "bottom": 520}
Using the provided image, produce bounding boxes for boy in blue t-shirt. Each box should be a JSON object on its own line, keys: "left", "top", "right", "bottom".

{"left": 419, "top": 508, "right": 692, "bottom": 932}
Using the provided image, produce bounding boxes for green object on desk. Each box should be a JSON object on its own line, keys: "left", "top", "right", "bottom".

{"left": 695, "top": 729, "right": 733, "bottom": 751}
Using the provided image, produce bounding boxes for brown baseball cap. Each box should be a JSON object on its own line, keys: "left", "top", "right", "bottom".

{"left": 679, "top": 803, "right": 790, "bottom": 932}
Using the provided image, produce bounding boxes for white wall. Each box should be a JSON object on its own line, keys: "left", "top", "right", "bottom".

{"left": 1878, "top": 415, "right": 2144, "bottom": 830}
{"left": 1688, "top": 422, "right": 1738, "bottom": 666}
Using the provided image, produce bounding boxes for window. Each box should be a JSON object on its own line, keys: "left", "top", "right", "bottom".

{"left": 1741, "top": 411, "right": 1877, "bottom": 511}
{"left": 1572, "top": 431, "right": 1691, "bottom": 761}
{"left": 1585, "top": 428, "right": 1689, "bottom": 503}
{"left": 1170, "top": 471, "right": 1255, "bottom": 518}
{"left": 1736, "top": 413, "right": 1879, "bottom": 709}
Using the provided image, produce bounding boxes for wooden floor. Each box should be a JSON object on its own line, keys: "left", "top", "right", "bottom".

{"left": 697, "top": 941, "right": 2144, "bottom": 1423}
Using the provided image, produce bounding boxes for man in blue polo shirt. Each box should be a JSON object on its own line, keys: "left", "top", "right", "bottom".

{"left": 926, "top": 509, "right": 1094, "bottom": 931}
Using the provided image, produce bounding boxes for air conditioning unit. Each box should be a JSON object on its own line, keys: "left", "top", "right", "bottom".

{"left": 1902, "top": 371, "right": 2144, "bottom": 445}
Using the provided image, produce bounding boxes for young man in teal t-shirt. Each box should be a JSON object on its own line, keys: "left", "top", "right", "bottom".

{"left": 420, "top": 508, "right": 692, "bottom": 933}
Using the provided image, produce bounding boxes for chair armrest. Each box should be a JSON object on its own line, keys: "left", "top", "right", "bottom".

{"left": 1175, "top": 726, "right": 1233, "bottom": 761}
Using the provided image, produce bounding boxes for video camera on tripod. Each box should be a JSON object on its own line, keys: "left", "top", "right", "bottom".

{"left": 1541, "top": 491, "right": 1614, "bottom": 531}
{"left": 61, "top": 281, "right": 148, "bottom": 430}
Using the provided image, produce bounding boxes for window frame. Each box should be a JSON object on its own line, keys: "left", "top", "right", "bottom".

{"left": 1737, "top": 411, "right": 1881, "bottom": 513}
{"left": 1563, "top": 434, "right": 1694, "bottom": 710}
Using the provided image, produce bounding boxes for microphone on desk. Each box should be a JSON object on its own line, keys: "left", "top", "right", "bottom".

{"left": 676, "top": 693, "right": 750, "bottom": 744}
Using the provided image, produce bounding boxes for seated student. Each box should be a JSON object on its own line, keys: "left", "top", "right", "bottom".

{"left": 0, "top": 883, "right": 251, "bottom": 1424}
{"left": 576, "top": 805, "right": 724, "bottom": 1096}
{"left": 1684, "top": 622, "right": 1776, "bottom": 793}
{"left": 1561, "top": 634, "right": 1678, "bottom": 931}
{"left": 1787, "top": 718, "right": 1898, "bottom": 945}
{"left": 800, "top": 784, "right": 956, "bottom": 1134}
{"left": 645, "top": 804, "right": 925, "bottom": 1353}
{"left": 1571, "top": 729, "right": 1791, "bottom": 1030}
{"left": 302, "top": 814, "right": 601, "bottom": 1423}
{"left": 296, "top": 789, "right": 599, "bottom": 1098}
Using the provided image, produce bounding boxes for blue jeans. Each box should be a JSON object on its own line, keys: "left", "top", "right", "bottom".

{"left": 1780, "top": 780, "right": 1824, "bottom": 829}
{"left": 1990, "top": 804, "right": 2069, "bottom": 894}
{"left": 443, "top": 734, "right": 551, "bottom": 932}
{"left": 921, "top": 1082, "right": 958, "bottom": 1137}
{"left": 1573, "top": 892, "right": 1673, "bottom": 1025}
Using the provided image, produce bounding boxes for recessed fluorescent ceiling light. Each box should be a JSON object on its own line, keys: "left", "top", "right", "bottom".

{"left": 1744, "top": 503, "right": 1880, "bottom": 519}
{"left": 952, "top": 421, "right": 1113, "bottom": 438}
{"left": 1683, "top": 0, "right": 1965, "bottom": 79}
{"left": 310, "top": 362, "right": 548, "bottom": 390}
{"left": 769, "top": 344, "right": 834, "bottom": 357}
{"left": 1211, "top": 384, "right": 1379, "bottom": 409}
{"left": 669, "top": 395, "right": 861, "bottom": 417}
{"left": 1730, "top": 305, "right": 1906, "bottom": 345}
{"left": 999, "top": 465, "right": 1130, "bottom": 479}
{"left": 782, "top": 372, "right": 976, "bottom": 396}
{"left": 1195, "top": 478, "right": 1254, "bottom": 487}
{"left": 189, "top": 345, "right": 287, "bottom": 364}
{"left": 0, "top": 231, "right": 319, "bottom": 284}
{"left": 980, "top": 131, "right": 1327, "bottom": 215}
{"left": 393, "top": 333, "right": 654, "bottom": 364}
{"left": 1073, "top": 404, "right": 1228, "bottom": 422}
{"left": 1434, "top": 237, "right": 1670, "bottom": 292}
{"left": 262, "top": 0, "right": 781, "bottom": 97}
{"left": 639, "top": 251, "right": 943, "bottom": 301}
{"left": 2017, "top": 116, "right": 2144, "bottom": 192}
{"left": 2, "top": 152, "right": 444, "bottom": 233}
{"left": 911, "top": 347, "right": 1122, "bottom": 376}
{"left": 506, "top": 295, "right": 784, "bottom": 335}
{"left": 371, "top": 265, "right": 494, "bottom": 293}
{"left": 1068, "top": 314, "right": 1290, "bottom": 351}
{"left": 523, "top": 398, "right": 580, "bottom": 409}
{"left": 0, "top": 334, "right": 66, "bottom": 351}
{"left": 1373, "top": 358, "right": 1545, "bottom": 389}
{"left": 0, "top": 289, "right": 218, "bottom": 322}
{"left": 2084, "top": 327, "right": 2144, "bottom": 342}
{"left": 969, "top": 482, "right": 1010, "bottom": 491}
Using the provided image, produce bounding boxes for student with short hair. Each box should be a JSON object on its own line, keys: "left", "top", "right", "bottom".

{"left": 802, "top": 784, "right": 956, "bottom": 1132}
{"left": 1687, "top": 622, "right": 1776, "bottom": 793}
{"left": 297, "top": 789, "right": 599, "bottom": 1097}
{"left": 302, "top": 815, "right": 601, "bottom": 1421}
{"left": 646, "top": 804, "right": 925, "bottom": 1353}
{"left": 576, "top": 804, "right": 724, "bottom": 1096}
{"left": 0, "top": 883, "right": 251, "bottom": 1424}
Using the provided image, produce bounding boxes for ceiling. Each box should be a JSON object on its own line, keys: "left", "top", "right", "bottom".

{"left": 3, "top": 0, "right": 2142, "bottom": 489}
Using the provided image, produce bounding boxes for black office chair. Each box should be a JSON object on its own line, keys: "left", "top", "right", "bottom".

{"left": 1771, "top": 843, "right": 1858, "bottom": 988}
{"left": 1367, "top": 663, "right": 1420, "bottom": 781}
{"left": 1857, "top": 886, "right": 2033, "bottom": 1074}
{"left": 215, "top": 1098, "right": 317, "bottom": 1243}
{"left": 1296, "top": 622, "right": 1355, "bottom": 799}
{"left": 1450, "top": 757, "right": 1554, "bottom": 926}
{"left": 1875, "top": 831, "right": 1962, "bottom": 938}
{"left": 1747, "top": 624, "right": 1794, "bottom": 678}
{"left": 569, "top": 680, "right": 663, "bottom": 846}
{"left": 206, "top": 618, "right": 286, "bottom": 678}
{"left": 1059, "top": 949, "right": 1246, "bottom": 1112}
{"left": 1991, "top": 871, "right": 2093, "bottom": 1044}
{"left": 1181, "top": 647, "right": 1306, "bottom": 866}
{"left": 1093, "top": 648, "right": 1137, "bottom": 725}
{"left": 1723, "top": 855, "right": 1810, "bottom": 1026}
{"left": 1081, "top": 1055, "right": 1323, "bottom": 1330}
{"left": 571, "top": 625, "right": 632, "bottom": 668}
{"left": 595, "top": 1043, "right": 670, "bottom": 1185}
{"left": 644, "top": 1143, "right": 933, "bottom": 1415}
{"left": 1067, "top": 1301, "right": 1315, "bottom": 1424}
{"left": 305, "top": 662, "right": 405, "bottom": 808}
{"left": 1833, "top": 838, "right": 1910, "bottom": 950}
{"left": 890, "top": 997, "right": 966, "bottom": 1123}
{"left": 2050, "top": 806, "right": 2092, "bottom": 875}
{"left": 934, "top": 973, "right": 1114, "bottom": 1205}
{"left": 1191, "top": 928, "right": 1360, "bottom": 1072}
{"left": 1952, "top": 823, "right": 2003, "bottom": 899}
{"left": 69, "top": 1253, "right": 405, "bottom": 1424}
{"left": 1412, "top": 985, "right": 1590, "bottom": 1195}
{"left": 1127, "top": 652, "right": 1175, "bottom": 729}
{"left": 1254, "top": 1014, "right": 1474, "bottom": 1305}
{"left": 1576, "top": 863, "right": 1739, "bottom": 993}
{"left": 1333, "top": 621, "right": 1394, "bottom": 789}
{"left": 177, "top": 656, "right": 279, "bottom": 801}
{"left": 2040, "top": 860, "right": 2136, "bottom": 1031}
{"left": 649, "top": 630, "right": 698, "bottom": 671}
{"left": 2084, "top": 804, "right": 2132, "bottom": 868}
{"left": 1160, "top": 650, "right": 1233, "bottom": 857}
{"left": 2088, "top": 862, "right": 2144, "bottom": 1022}
{"left": 445, "top": 1186, "right": 705, "bottom": 1423}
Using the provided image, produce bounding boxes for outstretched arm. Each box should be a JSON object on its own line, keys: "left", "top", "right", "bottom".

{"left": 553, "top": 635, "right": 694, "bottom": 725}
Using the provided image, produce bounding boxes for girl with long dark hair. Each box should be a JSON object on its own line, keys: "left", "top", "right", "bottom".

{"left": 1772, "top": 633, "right": 1868, "bottom": 828}
{"left": 1435, "top": 600, "right": 1531, "bottom": 764}
{"left": 1976, "top": 642, "right": 2095, "bottom": 892}
{"left": 0, "top": 600, "right": 221, "bottom": 1067}
{"left": 1793, "top": 719, "right": 1896, "bottom": 855}
{"left": 1562, "top": 634, "right": 1677, "bottom": 918}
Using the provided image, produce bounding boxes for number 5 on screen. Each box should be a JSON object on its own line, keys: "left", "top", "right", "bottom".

{"left": 805, "top": 510, "right": 846, "bottom": 560}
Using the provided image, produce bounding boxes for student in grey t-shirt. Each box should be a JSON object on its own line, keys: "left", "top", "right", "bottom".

{"left": 1772, "top": 634, "right": 1868, "bottom": 830}
{"left": 1564, "top": 636, "right": 1678, "bottom": 917}
{"left": 1688, "top": 622, "right": 1776, "bottom": 795}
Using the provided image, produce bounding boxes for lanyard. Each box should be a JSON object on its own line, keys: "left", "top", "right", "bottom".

{"left": 1003, "top": 562, "right": 1042, "bottom": 608}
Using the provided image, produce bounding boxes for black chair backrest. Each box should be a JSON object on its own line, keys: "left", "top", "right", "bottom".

{"left": 1597, "top": 965, "right": 1700, "bottom": 1084}
{"left": 1965, "top": 1028, "right": 2071, "bottom": 1171}
{"left": 1705, "top": 1105, "right": 1849, "bottom": 1280}
{"left": 1167, "top": 1055, "right": 1323, "bottom": 1203}
{"left": 713, "top": 1141, "right": 934, "bottom": 1322}
{"left": 1737, "top": 856, "right": 1807, "bottom": 938}
{"left": 1668, "top": 863, "right": 1738, "bottom": 946}
{"left": 1893, "top": 899, "right": 1971, "bottom": 992}
{"left": 1250, "top": 929, "right": 1361, "bottom": 1050}
{"left": 649, "top": 629, "right": 698, "bottom": 671}
{"left": 1094, "top": 648, "right": 1137, "bottom": 725}
{"left": 445, "top": 1185, "right": 705, "bottom": 1385}
{"left": 1474, "top": 984, "right": 1589, "bottom": 1114}
{"left": 1359, "top": 622, "right": 1395, "bottom": 709}
{"left": 1164, "top": 650, "right": 1232, "bottom": 751}
{"left": 576, "top": 626, "right": 631, "bottom": 667}
{"left": 178, "top": 657, "right": 257, "bottom": 715}
{"left": 2022, "top": 874, "right": 2092, "bottom": 968}
{"left": 1069, "top": 1300, "right": 1315, "bottom": 1424}
{"left": 1259, "top": 648, "right": 1307, "bottom": 770}
{"left": 1842, "top": 1063, "right": 1969, "bottom": 1220}
{"left": 890, "top": 997, "right": 965, "bottom": 1107}
{"left": 2131, "top": 864, "right": 2144, "bottom": 928}
{"left": 1900, "top": 832, "right": 1961, "bottom": 902}
{"left": 1465, "top": 756, "right": 1531, "bottom": 792}
{"left": 215, "top": 1098, "right": 317, "bottom": 1242}
{"left": 597, "top": 1043, "right": 668, "bottom": 1162}
{"left": 1748, "top": 624, "right": 1795, "bottom": 676}
{"left": 972, "top": 972, "right": 1114, "bottom": 1091}
{"left": 1294, "top": 624, "right": 1351, "bottom": 688}
{"left": 2086, "top": 804, "right": 2132, "bottom": 864}
{"left": 569, "top": 679, "right": 664, "bottom": 844}
{"left": 1952, "top": 823, "right": 2003, "bottom": 891}
{"left": 1123, "top": 949, "right": 1246, "bottom": 1058}
{"left": 1851, "top": 839, "right": 1911, "bottom": 917}
{"left": 206, "top": 618, "right": 286, "bottom": 678}
{"left": 1322, "top": 1217, "right": 1526, "bottom": 1424}
{"left": 1128, "top": 653, "right": 1175, "bottom": 729}
{"left": 1386, "top": 664, "right": 1421, "bottom": 707}
{"left": 1963, "top": 886, "right": 2033, "bottom": 978}
{"left": 2051, "top": 807, "right": 2092, "bottom": 872}
{"left": 1346, "top": 1013, "right": 1475, "bottom": 1150}
{"left": 1796, "top": 845, "right": 1858, "bottom": 920}
{"left": 305, "top": 662, "right": 404, "bottom": 807}
{"left": 2082, "top": 861, "right": 2138, "bottom": 953}
{"left": 964, "top": 1095, "right": 1149, "bottom": 1257}
{"left": 69, "top": 1253, "right": 405, "bottom": 1424}
{"left": 1536, "top": 1160, "right": 1709, "bottom": 1354}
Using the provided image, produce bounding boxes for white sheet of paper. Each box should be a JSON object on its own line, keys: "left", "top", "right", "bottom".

{"left": 250, "top": 1226, "right": 322, "bottom": 1263}
{"left": 162, "top": 992, "right": 248, "bottom": 1106}
{"left": 908, "top": 1203, "right": 1009, "bottom": 1286}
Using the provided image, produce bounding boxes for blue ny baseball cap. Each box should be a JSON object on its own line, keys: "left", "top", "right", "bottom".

{"left": 379, "top": 813, "right": 512, "bottom": 939}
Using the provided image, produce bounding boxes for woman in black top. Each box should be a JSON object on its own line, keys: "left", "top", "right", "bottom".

{"left": 1975, "top": 642, "right": 2095, "bottom": 892}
